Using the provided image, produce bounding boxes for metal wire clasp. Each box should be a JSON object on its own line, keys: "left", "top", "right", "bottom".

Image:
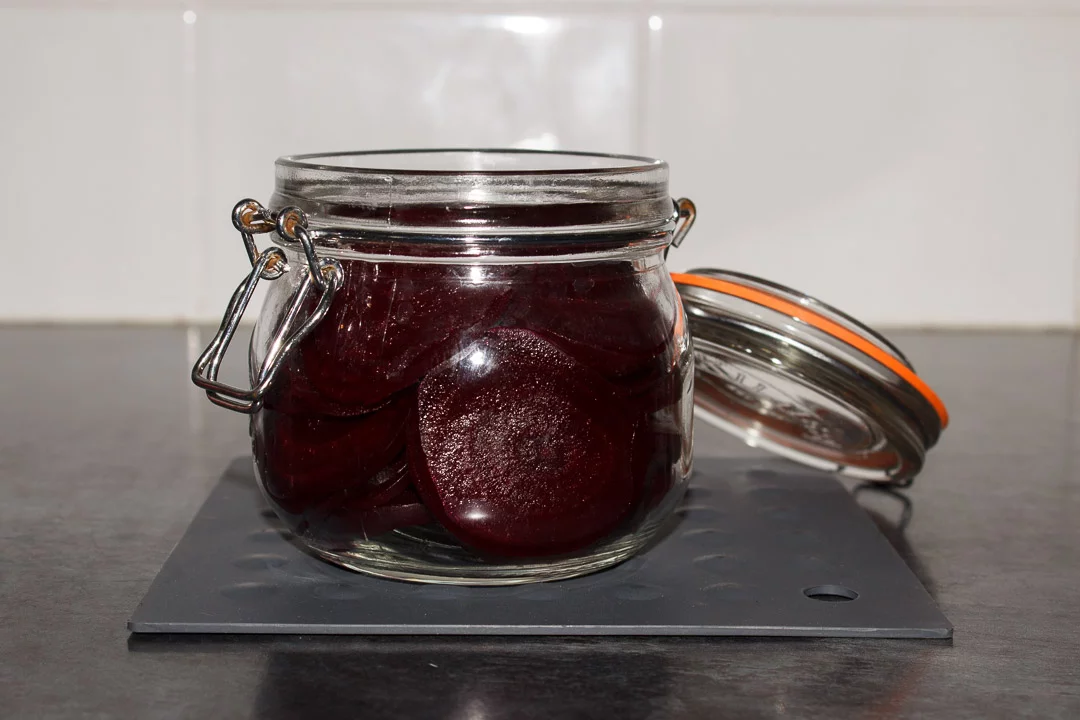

{"left": 664, "top": 197, "right": 696, "bottom": 259}
{"left": 191, "top": 199, "right": 343, "bottom": 413}
{"left": 671, "top": 198, "right": 696, "bottom": 248}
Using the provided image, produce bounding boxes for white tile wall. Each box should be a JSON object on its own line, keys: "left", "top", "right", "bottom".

{"left": 194, "top": 7, "right": 638, "bottom": 319}
{"left": 651, "top": 12, "right": 1080, "bottom": 326}
{"left": 0, "top": 8, "right": 194, "bottom": 321}
{"left": 1, "top": 1, "right": 1079, "bottom": 326}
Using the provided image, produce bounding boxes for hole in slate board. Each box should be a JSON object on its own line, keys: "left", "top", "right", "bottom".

{"left": 803, "top": 585, "right": 858, "bottom": 602}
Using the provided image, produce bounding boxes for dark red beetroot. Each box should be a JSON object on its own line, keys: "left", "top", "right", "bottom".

{"left": 307, "top": 483, "right": 433, "bottom": 545}
{"left": 631, "top": 427, "right": 685, "bottom": 513}
{"left": 254, "top": 278, "right": 377, "bottom": 417}
{"left": 409, "top": 328, "right": 638, "bottom": 557}
{"left": 261, "top": 354, "right": 382, "bottom": 416}
{"left": 296, "top": 260, "right": 509, "bottom": 411}
{"left": 504, "top": 262, "right": 679, "bottom": 394}
{"left": 252, "top": 391, "right": 411, "bottom": 515}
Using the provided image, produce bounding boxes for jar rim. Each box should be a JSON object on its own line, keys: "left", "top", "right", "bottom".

{"left": 277, "top": 148, "right": 667, "bottom": 177}
{"left": 270, "top": 148, "right": 675, "bottom": 237}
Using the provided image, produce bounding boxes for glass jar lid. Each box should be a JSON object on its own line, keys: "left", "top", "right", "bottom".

{"left": 270, "top": 149, "right": 675, "bottom": 237}
{"left": 674, "top": 269, "right": 948, "bottom": 484}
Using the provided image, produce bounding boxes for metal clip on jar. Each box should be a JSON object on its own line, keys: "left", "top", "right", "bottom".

{"left": 193, "top": 149, "right": 947, "bottom": 585}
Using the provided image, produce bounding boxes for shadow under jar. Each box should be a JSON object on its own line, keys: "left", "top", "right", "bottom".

{"left": 196, "top": 150, "right": 697, "bottom": 584}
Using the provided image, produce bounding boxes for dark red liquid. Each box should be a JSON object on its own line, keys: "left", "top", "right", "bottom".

{"left": 252, "top": 257, "right": 687, "bottom": 558}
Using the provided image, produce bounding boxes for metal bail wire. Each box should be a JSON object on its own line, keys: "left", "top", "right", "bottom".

{"left": 196, "top": 195, "right": 693, "bottom": 412}
{"left": 191, "top": 199, "right": 342, "bottom": 414}
{"left": 665, "top": 197, "right": 696, "bottom": 259}
{"left": 670, "top": 198, "right": 696, "bottom": 249}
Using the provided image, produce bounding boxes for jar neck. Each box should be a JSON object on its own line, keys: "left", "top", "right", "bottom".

{"left": 271, "top": 149, "right": 674, "bottom": 238}
{"left": 282, "top": 227, "right": 674, "bottom": 265}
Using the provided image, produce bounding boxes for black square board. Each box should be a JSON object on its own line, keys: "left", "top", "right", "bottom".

{"left": 129, "top": 457, "right": 951, "bottom": 637}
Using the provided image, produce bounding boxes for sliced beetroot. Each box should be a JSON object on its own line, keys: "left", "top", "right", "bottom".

{"left": 350, "top": 454, "right": 412, "bottom": 510}
{"left": 310, "top": 487, "right": 433, "bottom": 545}
{"left": 252, "top": 391, "right": 410, "bottom": 515}
{"left": 630, "top": 426, "right": 685, "bottom": 512}
{"left": 260, "top": 354, "right": 384, "bottom": 416}
{"left": 296, "top": 260, "right": 510, "bottom": 411}
{"left": 352, "top": 493, "right": 432, "bottom": 540}
{"left": 255, "top": 283, "right": 389, "bottom": 417}
{"left": 409, "top": 327, "right": 638, "bottom": 557}
{"left": 504, "top": 262, "right": 679, "bottom": 385}
{"left": 624, "top": 345, "right": 692, "bottom": 416}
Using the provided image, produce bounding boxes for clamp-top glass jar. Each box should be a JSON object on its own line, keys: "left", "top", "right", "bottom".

{"left": 195, "top": 148, "right": 949, "bottom": 585}
{"left": 194, "top": 150, "right": 697, "bottom": 584}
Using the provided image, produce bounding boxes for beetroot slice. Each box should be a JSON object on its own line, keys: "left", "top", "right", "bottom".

{"left": 311, "top": 487, "right": 433, "bottom": 544}
{"left": 630, "top": 426, "right": 685, "bottom": 512}
{"left": 256, "top": 297, "right": 376, "bottom": 417}
{"left": 409, "top": 327, "right": 637, "bottom": 557}
{"left": 503, "top": 262, "right": 679, "bottom": 386}
{"left": 261, "top": 353, "right": 386, "bottom": 417}
{"left": 297, "top": 260, "right": 510, "bottom": 411}
{"left": 350, "top": 454, "right": 413, "bottom": 510}
{"left": 252, "top": 392, "right": 410, "bottom": 515}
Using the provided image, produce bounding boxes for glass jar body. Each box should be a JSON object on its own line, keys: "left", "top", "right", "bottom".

{"left": 248, "top": 240, "right": 693, "bottom": 584}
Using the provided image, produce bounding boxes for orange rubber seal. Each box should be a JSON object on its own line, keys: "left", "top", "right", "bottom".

{"left": 671, "top": 272, "right": 949, "bottom": 428}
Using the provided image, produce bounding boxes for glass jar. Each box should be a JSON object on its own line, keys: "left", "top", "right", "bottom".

{"left": 194, "top": 149, "right": 948, "bottom": 585}
{"left": 195, "top": 150, "right": 696, "bottom": 584}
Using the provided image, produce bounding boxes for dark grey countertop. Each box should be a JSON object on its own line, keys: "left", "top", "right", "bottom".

{"left": 1, "top": 327, "right": 1078, "bottom": 718}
